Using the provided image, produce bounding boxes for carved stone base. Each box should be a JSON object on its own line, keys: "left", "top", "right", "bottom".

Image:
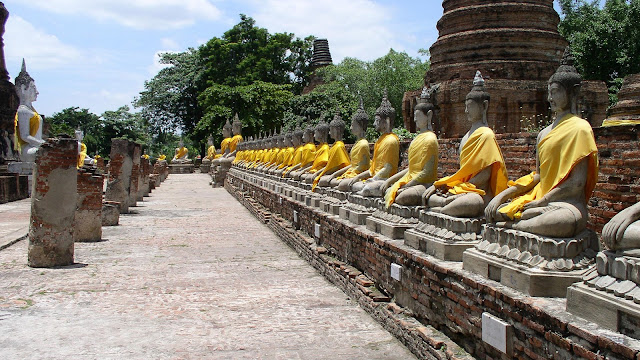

{"left": 463, "top": 225, "right": 598, "bottom": 297}
{"left": 366, "top": 210, "right": 418, "bottom": 239}
{"left": 305, "top": 194, "right": 322, "bottom": 208}
{"left": 169, "top": 164, "right": 194, "bottom": 174}
{"left": 320, "top": 197, "right": 344, "bottom": 216}
{"left": 199, "top": 162, "right": 211, "bottom": 174}
{"left": 404, "top": 211, "right": 484, "bottom": 261}
{"left": 339, "top": 202, "right": 374, "bottom": 225}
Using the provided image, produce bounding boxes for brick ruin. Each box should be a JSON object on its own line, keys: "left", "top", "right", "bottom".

{"left": 403, "top": 0, "right": 609, "bottom": 137}
{"left": 75, "top": 167, "right": 104, "bottom": 242}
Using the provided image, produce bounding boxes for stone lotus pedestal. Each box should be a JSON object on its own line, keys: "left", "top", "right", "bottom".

{"left": 567, "top": 251, "right": 640, "bottom": 338}
{"left": 339, "top": 194, "right": 377, "bottom": 225}
{"left": 404, "top": 211, "right": 484, "bottom": 261}
{"left": 366, "top": 203, "right": 421, "bottom": 240}
{"left": 200, "top": 159, "right": 212, "bottom": 173}
{"left": 169, "top": 162, "right": 194, "bottom": 174}
{"left": 463, "top": 224, "right": 599, "bottom": 297}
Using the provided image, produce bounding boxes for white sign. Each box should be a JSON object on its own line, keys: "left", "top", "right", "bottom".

{"left": 482, "top": 312, "right": 511, "bottom": 354}
{"left": 315, "top": 223, "right": 321, "bottom": 238}
{"left": 293, "top": 210, "right": 299, "bottom": 223}
{"left": 390, "top": 263, "right": 402, "bottom": 281}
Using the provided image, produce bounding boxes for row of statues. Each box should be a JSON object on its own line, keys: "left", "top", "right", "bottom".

{"left": 232, "top": 51, "right": 600, "bottom": 240}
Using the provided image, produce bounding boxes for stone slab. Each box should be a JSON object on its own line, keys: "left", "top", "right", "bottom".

{"left": 463, "top": 248, "right": 592, "bottom": 297}
{"left": 366, "top": 216, "right": 415, "bottom": 240}
{"left": 169, "top": 164, "right": 194, "bottom": 174}
{"left": 404, "top": 229, "right": 477, "bottom": 262}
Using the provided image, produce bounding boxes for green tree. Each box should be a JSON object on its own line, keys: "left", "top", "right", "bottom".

{"left": 134, "top": 48, "right": 205, "bottom": 135}
{"left": 558, "top": 0, "right": 640, "bottom": 105}
{"left": 47, "top": 107, "right": 100, "bottom": 154}
{"left": 98, "top": 106, "right": 149, "bottom": 157}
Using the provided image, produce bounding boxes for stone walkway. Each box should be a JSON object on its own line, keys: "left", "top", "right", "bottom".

{"left": 0, "top": 173, "right": 415, "bottom": 359}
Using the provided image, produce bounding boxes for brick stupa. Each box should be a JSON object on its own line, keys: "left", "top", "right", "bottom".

{"left": 302, "top": 39, "right": 333, "bottom": 95}
{"left": 603, "top": 74, "right": 640, "bottom": 126}
{"left": 403, "top": 0, "right": 608, "bottom": 137}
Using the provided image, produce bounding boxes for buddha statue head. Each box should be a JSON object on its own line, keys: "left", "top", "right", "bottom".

{"left": 284, "top": 132, "right": 293, "bottom": 147}
{"left": 15, "top": 59, "right": 38, "bottom": 106}
{"left": 178, "top": 139, "right": 184, "bottom": 148}
{"left": 75, "top": 129, "right": 84, "bottom": 142}
{"left": 232, "top": 113, "right": 242, "bottom": 136}
{"left": 314, "top": 120, "right": 330, "bottom": 143}
{"left": 548, "top": 47, "right": 582, "bottom": 115}
{"left": 415, "top": 86, "right": 435, "bottom": 131}
{"left": 207, "top": 136, "right": 214, "bottom": 147}
{"left": 303, "top": 125, "right": 314, "bottom": 144}
{"left": 374, "top": 89, "right": 394, "bottom": 134}
{"left": 293, "top": 126, "right": 304, "bottom": 146}
{"left": 465, "top": 71, "right": 490, "bottom": 124}
{"left": 351, "top": 96, "right": 369, "bottom": 139}
{"left": 222, "top": 118, "right": 233, "bottom": 138}
{"left": 329, "top": 108, "right": 345, "bottom": 141}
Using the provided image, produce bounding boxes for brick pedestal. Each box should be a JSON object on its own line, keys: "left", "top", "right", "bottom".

{"left": 74, "top": 168, "right": 104, "bottom": 242}
{"left": 104, "top": 139, "right": 135, "bottom": 214}
{"left": 128, "top": 144, "right": 141, "bottom": 208}
{"left": 28, "top": 137, "right": 78, "bottom": 268}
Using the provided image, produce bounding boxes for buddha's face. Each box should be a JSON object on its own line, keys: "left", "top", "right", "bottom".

{"left": 414, "top": 109, "right": 430, "bottom": 130}
{"left": 20, "top": 82, "right": 38, "bottom": 103}
{"left": 465, "top": 99, "right": 484, "bottom": 122}
{"left": 233, "top": 123, "right": 242, "bottom": 135}
{"left": 548, "top": 82, "right": 569, "bottom": 113}
{"left": 303, "top": 130, "right": 313, "bottom": 143}
{"left": 314, "top": 128, "right": 322, "bottom": 140}
{"left": 223, "top": 127, "right": 232, "bottom": 138}
{"left": 75, "top": 130, "right": 83, "bottom": 141}
{"left": 208, "top": 137, "right": 214, "bottom": 146}
{"left": 330, "top": 126, "right": 341, "bottom": 140}
{"left": 178, "top": 140, "right": 184, "bottom": 148}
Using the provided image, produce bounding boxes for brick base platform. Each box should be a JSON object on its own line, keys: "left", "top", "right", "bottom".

{"left": 226, "top": 170, "right": 640, "bottom": 360}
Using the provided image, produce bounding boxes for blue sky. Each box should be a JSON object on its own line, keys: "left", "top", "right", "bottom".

{"left": 3, "top": 0, "right": 566, "bottom": 117}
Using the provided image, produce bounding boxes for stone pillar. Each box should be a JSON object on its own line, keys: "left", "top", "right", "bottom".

{"left": 104, "top": 139, "right": 134, "bottom": 214}
{"left": 142, "top": 158, "right": 151, "bottom": 196}
{"left": 74, "top": 168, "right": 104, "bottom": 242}
{"left": 28, "top": 137, "right": 78, "bottom": 268}
{"left": 128, "top": 144, "right": 141, "bottom": 207}
{"left": 101, "top": 201, "right": 120, "bottom": 226}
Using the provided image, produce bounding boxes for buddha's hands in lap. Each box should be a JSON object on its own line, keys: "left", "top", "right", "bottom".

{"left": 422, "top": 185, "right": 437, "bottom": 206}
{"left": 602, "top": 203, "right": 640, "bottom": 250}
{"left": 522, "top": 197, "right": 549, "bottom": 212}
{"left": 485, "top": 195, "right": 506, "bottom": 223}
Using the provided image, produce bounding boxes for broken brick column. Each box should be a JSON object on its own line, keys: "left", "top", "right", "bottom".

{"left": 142, "top": 158, "right": 151, "bottom": 196}
{"left": 105, "top": 139, "right": 135, "bottom": 214}
{"left": 128, "top": 144, "right": 141, "bottom": 208}
{"left": 74, "top": 168, "right": 104, "bottom": 242}
{"left": 28, "top": 137, "right": 78, "bottom": 268}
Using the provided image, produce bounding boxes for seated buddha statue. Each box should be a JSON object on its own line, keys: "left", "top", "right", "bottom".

{"left": 279, "top": 128, "right": 304, "bottom": 177}
{"left": 313, "top": 110, "right": 351, "bottom": 190}
{"left": 212, "top": 119, "right": 232, "bottom": 170}
{"left": 14, "top": 59, "right": 44, "bottom": 163}
{"left": 75, "top": 129, "right": 94, "bottom": 168}
{"left": 349, "top": 91, "right": 400, "bottom": 197}
{"left": 219, "top": 113, "right": 243, "bottom": 164}
{"left": 256, "top": 135, "right": 277, "bottom": 172}
{"left": 383, "top": 88, "right": 438, "bottom": 207}
{"left": 423, "top": 71, "right": 508, "bottom": 218}
{"left": 286, "top": 126, "right": 316, "bottom": 180}
{"left": 334, "top": 98, "right": 371, "bottom": 191}
{"left": 270, "top": 133, "right": 294, "bottom": 175}
{"left": 301, "top": 121, "right": 331, "bottom": 184}
{"left": 204, "top": 136, "right": 216, "bottom": 161}
{"left": 171, "top": 139, "right": 190, "bottom": 163}
{"left": 265, "top": 134, "right": 286, "bottom": 173}
{"left": 485, "top": 50, "right": 598, "bottom": 238}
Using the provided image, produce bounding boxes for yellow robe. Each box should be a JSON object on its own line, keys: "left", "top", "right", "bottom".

{"left": 14, "top": 109, "right": 41, "bottom": 152}
{"left": 274, "top": 148, "right": 285, "bottom": 166}
{"left": 300, "top": 143, "right": 317, "bottom": 168}
{"left": 602, "top": 119, "right": 640, "bottom": 127}
{"left": 77, "top": 143, "right": 87, "bottom": 169}
{"left": 282, "top": 145, "right": 306, "bottom": 176}
{"left": 385, "top": 131, "right": 438, "bottom": 207}
{"left": 216, "top": 138, "right": 231, "bottom": 159}
{"left": 369, "top": 133, "right": 400, "bottom": 177}
{"left": 278, "top": 147, "right": 295, "bottom": 169}
{"left": 434, "top": 126, "right": 508, "bottom": 197}
{"left": 229, "top": 134, "right": 243, "bottom": 152}
{"left": 337, "top": 139, "right": 371, "bottom": 180}
{"left": 205, "top": 145, "right": 216, "bottom": 160}
{"left": 158, "top": 155, "right": 167, "bottom": 161}
{"left": 175, "top": 147, "right": 188, "bottom": 159}
{"left": 312, "top": 141, "right": 350, "bottom": 191}
{"left": 308, "top": 143, "right": 330, "bottom": 173}
{"left": 499, "top": 114, "right": 599, "bottom": 220}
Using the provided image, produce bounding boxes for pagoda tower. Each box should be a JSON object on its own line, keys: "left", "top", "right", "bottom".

{"left": 404, "top": 0, "right": 608, "bottom": 137}
{"left": 302, "top": 39, "right": 333, "bottom": 95}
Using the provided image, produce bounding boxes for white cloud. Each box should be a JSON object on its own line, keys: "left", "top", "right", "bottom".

{"left": 161, "top": 38, "right": 181, "bottom": 50}
{"left": 24, "top": 0, "right": 222, "bottom": 30}
{"left": 4, "top": 15, "right": 83, "bottom": 71}
{"left": 248, "top": 0, "right": 398, "bottom": 62}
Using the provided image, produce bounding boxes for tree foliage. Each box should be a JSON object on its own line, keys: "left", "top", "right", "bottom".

{"left": 558, "top": 0, "right": 640, "bottom": 104}
{"left": 48, "top": 107, "right": 100, "bottom": 153}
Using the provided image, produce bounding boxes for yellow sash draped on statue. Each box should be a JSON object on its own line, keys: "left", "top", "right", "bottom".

{"left": 282, "top": 146, "right": 304, "bottom": 176}
{"left": 250, "top": 150, "right": 264, "bottom": 168}
{"left": 176, "top": 147, "right": 188, "bottom": 159}
{"left": 308, "top": 143, "right": 330, "bottom": 173}
{"left": 602, "top": 119, "right": 640, "bottom": 127}
{"left": 229, "top": 135, "right": 242, "bottom": 152}
{"left": 274, "top": 148, "right": 285, "bottom": 166}
{"left": 216, "top": 138, "right": 231, "bottom": 159}
{"left": 14, "top": 109, "right": 40, "bottom": 152}
{"left": 158, "top": 155, "right": 166, "bottom": 161}
{"left": 385, "top": 131, "right": 438, "bottom": 207}
{"left": 369, "top": 133, "right": 400, "bottom": 177}
{"left": 312, "top": 141, "right": 350, "bottom": 191}
{"left": 278, "top": 147, "right": 295, "bottom": 169}
{"left": 336, "top": 139, "right": 370, "bottom": 180}
{"left": 434, "top": 126, "right": 507, "bottom": 196}
{"left": 499, "top": 114, "right": 599, "bottom": 220}
{"left": 206, "top": 145, "right": 216, "bottom": 160}
{"left": 77, "top": 143, "right": 87, "bottom": 169}
{"left": 299, "top": 143, "right": 317, "bottom": 168}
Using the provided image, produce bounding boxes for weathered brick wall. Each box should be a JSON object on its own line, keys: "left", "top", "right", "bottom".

{"left": 227, "top": 172, "right": 640, "bottom": 360}
{"left": 75, "top": 169, "right": 104, "bottom": 242}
